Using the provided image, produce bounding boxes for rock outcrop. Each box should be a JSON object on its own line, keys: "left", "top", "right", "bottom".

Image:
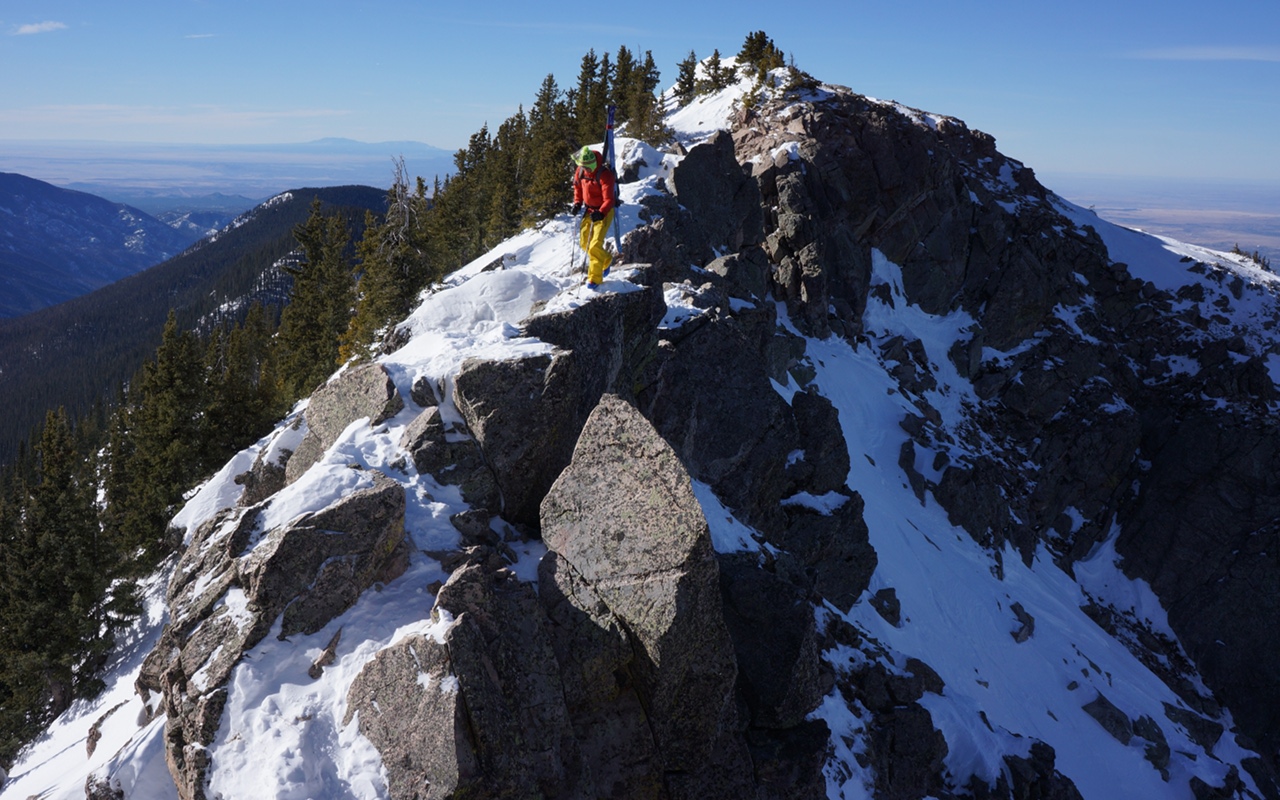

{"left": 345, "top": 394, "right": 829, "bottom": 798}
{"left": 540, "top": 394, "right": 755, "bottom": 793}
{"left": 730, "top": 88, "right": 1280, "bottom": 785}
{"left": 285, "top": 363, "right": 405, "bottom": 484}
{"left": 140, "top": 472, "right": 408, "bottom": 800}
{"left": 130, "top": 75, "right": 1280, "bottom": 800}
{"left": 453, "top": 284, "right": 665, "bottom": 526}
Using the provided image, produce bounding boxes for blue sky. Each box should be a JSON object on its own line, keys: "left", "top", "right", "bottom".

{"left": 1, "top": 0, "right": 1277, "bottom": 181}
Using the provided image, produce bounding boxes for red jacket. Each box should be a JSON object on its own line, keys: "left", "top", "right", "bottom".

{"left": 573, "top": 151, "right": 617, "bottom": 215}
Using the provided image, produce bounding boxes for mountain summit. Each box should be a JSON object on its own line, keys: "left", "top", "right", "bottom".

{"left": 6, "top": 60, "right": 1278, "bottom": 800}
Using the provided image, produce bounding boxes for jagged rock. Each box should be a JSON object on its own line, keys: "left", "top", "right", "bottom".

{"left": 668, "top": 130, "right": 764, "bottom": 259}
{"left": 102, "top": 79, "right": 1280, "bottom": 800}
{"left": 717, "top": 552, "right": 824, "bottom": 729}
{"left": 166, "top": 506, "right": 260, "bottom": 635}
{"left": 434, "top": 563, "right": 582, "bottom": 797}
{"left": 307, "top": 628, "right": 342, "bottom": 680}
{"left": 521, "top": 278, "right": 665, "bottom": 405}
{"left": 1082, "top": 691, "right": 1134, "bottom": 745}
{"left": 1119, "top": 412, "right": 1280, "bottom": 760}
{"left": 146, "top": 472, "right": 409, "bottom": 800}
{"left": 1163, "top": 702, "right": 1224, "bottom": 754}
{"left": 870, "top": 587, "right": 902, "bottom": 626}
{"left": 399, "top": 405, "right": 500, "bottom": 510}
{"left": 85, "top": 701, "right": 127, "bottom": 758}
{"left": 1010, "top": 601, "right": 1035, "bottom": 643}
{"left": 746, "top": 721, "right": 831, "bottom": 800}
{"left": 234, "top": 446, "right": 289, "bottom": 507}
{"left": 640, "top": 314, "right": 802, "bottom": 530}
{"left": 454, "top": 284, "right": 664, "bottom": 526}
{"left": 285, "top": 363, "right": 405, "bottom": 484}
{"left": 541, "top": 394, "right": 754, "bottom": 792}
{"left": 239, "top": 471, "right": 408, "bottom": 638}
{"left": 705, "top": 246, "right": 771, "bottom": 301}
{"left": 453, "top": 352, "right": 579, "bottom": 527}
{"left": 775, "top": 494, "right": 876, "bottom": 613}
{"left": 1134, "top": 714, "right": 1171, "bottom": 778}
{"left": 854, "top": 659, "right": 945, "bottom": 716}
{"left": 348, "top": 561, "right": 588, "bottom": 799}
{"left": 1190, "top": 767, "right": 1247, "bottom": 800}
{"left": 537, "top": 551, "right": 663, "bottom": 796}
{"left": 763, "top": 327, "right": 808, "bottom": 386}
{"left": 868, "top": 704, "right": 949, "bottom": 800}
{"left": 789, "top": 387, "right": 852, "bottom": 495}
{"left": 85, "top": 774, "right": 124, "bottom": 800}
{"left": 343, "top": 630, "right": 478, "bottom": 799}
{"left": 627, "top": 193, "right": 705, "bottom": 278}
{"left": 969, "top": 741, "right": 1084, "bottom": 800}
{"left": 899, "top": 439, "right": 927, "bottom": 503}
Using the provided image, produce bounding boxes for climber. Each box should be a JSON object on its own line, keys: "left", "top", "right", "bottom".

{"left": 570, "top": 145, "right": 617, "bottom": 289}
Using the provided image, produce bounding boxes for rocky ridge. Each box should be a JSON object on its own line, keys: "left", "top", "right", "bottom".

{"left": 70, "top": 75, "right": 1280, "bottom": 800}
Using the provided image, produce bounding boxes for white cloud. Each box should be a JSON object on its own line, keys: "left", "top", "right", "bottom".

{"left": 13, "top": 20, "right": 66, "bottom": 35}
{"left": 185, "top": 33, "right": 216, "bottom": 39}
{"left": 1131, "top": 45, "right": 1280, "bottom": 62}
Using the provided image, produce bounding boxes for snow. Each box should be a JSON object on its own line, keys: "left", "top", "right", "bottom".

{"left": 1074, "top": 527, "right": 1176, "bottom": 640}
{"left": 691, "top": 479, "right": 764, "bottom": 554}
{"left": 781, "top": 490, "right": 850, "bottom": 515}
{"left": 3, "top": 135, "right": 682, "bottom": 799}
{"left": 659, "top": 282, "right": 709, "bottom": 329}
{"left": 804, "top": 249, "right": 1254, "bottom": 798}
{"left": 0, "top": 570, "right": 176, "bottom": 800}
{"left": 1054, "top": 193, "right": 1280, "bottom": 360}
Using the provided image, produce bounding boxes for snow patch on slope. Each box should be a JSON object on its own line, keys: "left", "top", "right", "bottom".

{"left": 805, "top": 248, "right": 1254, "bottom": 798}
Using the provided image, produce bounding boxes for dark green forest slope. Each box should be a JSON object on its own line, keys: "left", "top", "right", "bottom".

{"left": 0, "top": 186, "right": 387, "bottom": 463}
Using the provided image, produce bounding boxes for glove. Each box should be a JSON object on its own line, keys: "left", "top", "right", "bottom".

{"left": 571, "top": 202, "right": 582, "bottom": 215}
{"left": 590, "top": 210, "right": 604, "bottom": 222}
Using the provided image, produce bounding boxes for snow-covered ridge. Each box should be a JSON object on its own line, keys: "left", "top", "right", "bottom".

{"left": 5, "top": 64, "right": 1276, "bottom": 800}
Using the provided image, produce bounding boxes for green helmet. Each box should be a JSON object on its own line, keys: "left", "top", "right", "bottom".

{"left": 572, "top": 146, "right": 597, "bottom": 169}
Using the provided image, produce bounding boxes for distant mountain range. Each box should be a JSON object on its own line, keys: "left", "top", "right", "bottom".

{"left": 0, "top": 184, "right": 388, "bottom": 463}
{"left": 0, "top": 137, "right": 457, "bottom": 201}
{"left": 0, "top": 172, "right": 200, "bottom": 318}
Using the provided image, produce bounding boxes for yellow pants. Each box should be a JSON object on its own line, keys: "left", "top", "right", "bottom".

{"left": 579, "top": 210, "right": 614, "bottom": 284}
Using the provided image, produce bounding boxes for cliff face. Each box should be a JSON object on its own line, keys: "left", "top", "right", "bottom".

{"left": 729, "top": 89, "right": 1280, "bottom": 771}
{"left": 79, "top": 78, "right": 1280, "bottom": 800}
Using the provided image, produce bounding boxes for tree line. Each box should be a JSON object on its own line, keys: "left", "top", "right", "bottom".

{"left": 0, "top": 33, "right": 796, "bottom": 768}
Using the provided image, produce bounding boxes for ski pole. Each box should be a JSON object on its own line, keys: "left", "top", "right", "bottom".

{"left": 605, "top": 105, "right": 626, "bottom": 263}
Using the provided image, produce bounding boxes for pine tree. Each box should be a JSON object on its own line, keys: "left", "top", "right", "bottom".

{"left": 738, "top": 30, "right": 786, "bottom": 78}
{"left": 573, "top": 50, "right": 600, "bottom": 145}
{"left": 613, "top": 46, "right": 637, "bottom": 126}
{"left": 277, "top": 200, "right": 355, "bottom": 399}
{"left": 0, "top": 409, "right": 132, "bottom": 758}
{"left": 485, "top": 108, "right": 531, "bottom": 243}
{"left": 524, "top": 74, "right": 575, "bottom": 222}
{"left": 106, "top": 312, "right": 206, "bottom": 563}
{"left": 574, "top": 49, "right": 611, "bottom": 145}
{"left": 343, "top": 162, "right": 439, "bottom": 360}
{"left": 675, "top": 50, "right": 698, "bottom": 106}
{"left": 622, "top": 50, "right": 669, "bottom": 145}
{"left": 696, "top": 49, "right": 730, "bottom": 95}
{"left": 205, "top": 305, "right": 285, "bottom": 455}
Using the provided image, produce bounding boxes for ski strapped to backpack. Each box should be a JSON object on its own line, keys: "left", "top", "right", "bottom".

{"left": 603, "top": 105, "right": 625, "bottom": 261}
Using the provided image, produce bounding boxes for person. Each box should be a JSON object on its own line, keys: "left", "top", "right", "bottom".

{"left": 570, "top": 145, "right": 617, "bottom": 288}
